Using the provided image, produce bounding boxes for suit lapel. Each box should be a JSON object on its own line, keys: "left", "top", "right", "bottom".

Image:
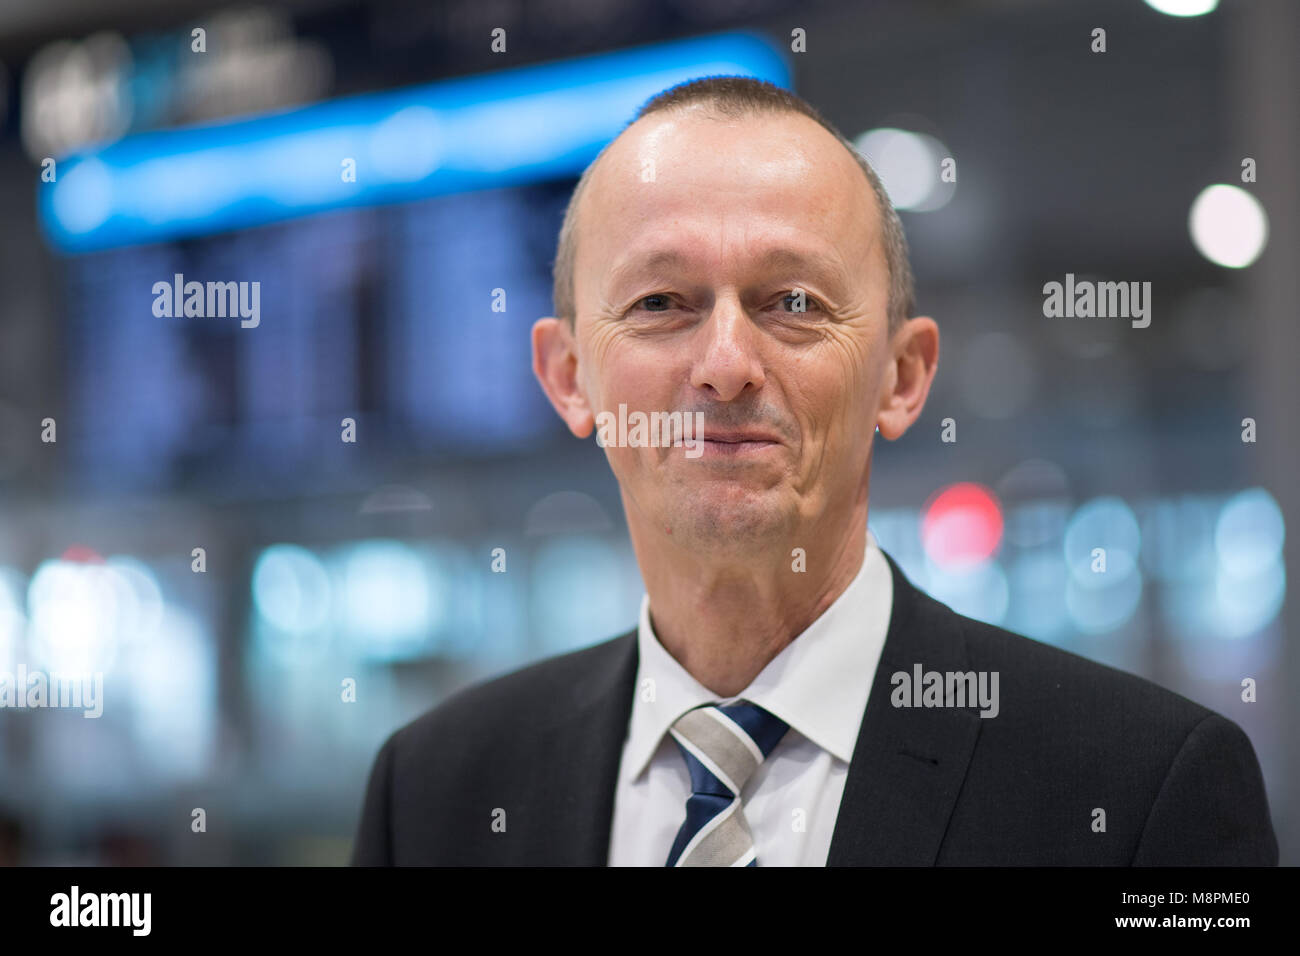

{"left": 826, "top": 550, "right": 983, "bottom": 865}
{"left": 529, "top": 631, "right": 638, "bottom": 865}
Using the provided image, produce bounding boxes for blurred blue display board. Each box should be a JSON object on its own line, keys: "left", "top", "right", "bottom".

{"left": 39, "top": 32, "right": 790, "bottom": 252}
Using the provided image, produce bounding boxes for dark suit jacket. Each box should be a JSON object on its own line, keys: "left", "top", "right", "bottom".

{"left": 351, "top": 549, "right": 1278, "bottom": 865}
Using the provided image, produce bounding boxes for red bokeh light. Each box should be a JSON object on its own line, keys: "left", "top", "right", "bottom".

{"left": 921, "top": 483, "right": 1003, "bottom": 567}
{"left": 59, "top": 545, "right": 105, "bottom": 564}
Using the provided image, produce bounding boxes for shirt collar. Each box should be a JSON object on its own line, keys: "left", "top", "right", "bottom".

{"left": 622, "top": 529, "right": 894, "bottom": 782}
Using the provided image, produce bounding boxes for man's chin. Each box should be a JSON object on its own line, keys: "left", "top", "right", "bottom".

{"left": 662, "top": 496, "right": 793, "bottom": 548}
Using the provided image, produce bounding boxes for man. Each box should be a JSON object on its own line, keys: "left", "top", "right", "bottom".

{"left": 351, "top": 76, "right": 1277, "bottom": 866}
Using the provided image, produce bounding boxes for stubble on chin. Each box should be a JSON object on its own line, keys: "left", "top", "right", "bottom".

{"left": 658, "top": 481, "right": 795, "bottom": 554}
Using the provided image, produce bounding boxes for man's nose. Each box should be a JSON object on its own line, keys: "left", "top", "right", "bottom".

{"left": 689, "top": 295, "right": 766, "bottom": 401}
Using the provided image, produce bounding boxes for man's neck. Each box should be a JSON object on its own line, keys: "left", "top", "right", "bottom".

{"left": 633, "top": 514, "right": 869, "bottom": 697}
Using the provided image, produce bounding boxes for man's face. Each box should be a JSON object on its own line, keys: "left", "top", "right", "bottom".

{"left": 563, "top": 107, "right": 897, "bottom": 552}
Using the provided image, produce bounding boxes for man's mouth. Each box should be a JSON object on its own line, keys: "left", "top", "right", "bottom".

{"left": 695, "top": 431, "right": 781, "bottom": 456}
{"left": 699, "top": 430, "right": 780, "bottom": 444}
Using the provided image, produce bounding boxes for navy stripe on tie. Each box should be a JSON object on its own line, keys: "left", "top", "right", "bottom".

{"left": 664, "top": 742, "right": 732, "bottom": 866}
{"left": 717, "top": 700, "right": 788, "bottom": 757}
{"left": 664, "top": 700, "right": 790, "bottom": 867}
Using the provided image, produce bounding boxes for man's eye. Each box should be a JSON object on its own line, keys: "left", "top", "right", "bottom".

{"left": 780, "top": 291, "right": 820, "bottom": 313}
{"left": 636, "top": 294, "right": 673, "bottom": 312}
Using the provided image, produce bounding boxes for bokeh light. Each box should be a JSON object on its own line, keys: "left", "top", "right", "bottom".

{"left": 922, "top": 483, "right": 1003, "bottom": 568}
{"left": 1215, "top": 487, "right": 1285, "bottom": 577}
{"left": 252, "top": 544, "right": 332, "bottom": 635}
{"left": 852, "top": 127, "right": 954, "bottom": 211}
{"left": 1063, "top": 496, "right": 1141, "bottom": 585}
{"left": 26, "top": 557, "right": 124, "bottom": 673}
{"left": 339, "top": 539, "right": 434, "bottom": 654}
{"left": 1189, "top": 184, "right": 1268, "bottom": 268}
{"left": 924, "top": 558, "right": 1009, "bottom": 626}
{"left": 1143, "top": 0, "right": 1218, "bottom": 17}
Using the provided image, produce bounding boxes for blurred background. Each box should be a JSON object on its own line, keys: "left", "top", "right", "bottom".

{"left": 0, "top": 0, "right": 1295, "bottom": 865}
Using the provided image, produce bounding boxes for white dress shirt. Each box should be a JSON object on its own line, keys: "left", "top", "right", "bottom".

{"left": 607, "top": 530, "right": 894, "bottom": 866}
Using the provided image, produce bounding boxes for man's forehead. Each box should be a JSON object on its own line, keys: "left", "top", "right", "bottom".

{"left": 574, "top": 106, "right": 881, "bottom": 282}
{"left": 590, "top": 106, "right": 866, "bottom": 197}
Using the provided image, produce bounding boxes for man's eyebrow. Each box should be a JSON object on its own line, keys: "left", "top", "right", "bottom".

{"left": 605, "top": 246, "right": 849, "bottom": 290}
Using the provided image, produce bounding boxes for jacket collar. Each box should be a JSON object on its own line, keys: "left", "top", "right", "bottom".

{"left": 825, "top": 549, "right": 983, "bottom": 865}
{"left": 542, "top": 547, "right": 981, "bottom": 865}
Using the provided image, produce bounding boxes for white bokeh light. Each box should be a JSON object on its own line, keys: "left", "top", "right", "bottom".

{"left": 852, "top": 128, "right": 953, "bottom": 212}
{"left": 26, "top": 559, "right": 123, "bottom": 673}
{"left": 252, "top": 544, "right": 332, "bottom": 634}
{"left": 1143, "top": 0, "right": 1218, "bottom": 17}
{"left": 1189, "top": 184, "right": 1268, "bottom": 268}
{"left": 341, "top": 540, "right": 430, "bottom": 641}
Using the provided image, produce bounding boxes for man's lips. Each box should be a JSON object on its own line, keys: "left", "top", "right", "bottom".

{"left": 694, "top": 431, "right": 781, "bottom": 457}
{"left": 698, "top": 431, "right": 781, "bottom": 444}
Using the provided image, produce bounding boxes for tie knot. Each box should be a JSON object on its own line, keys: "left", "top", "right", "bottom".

{"left": 669, "top": 700, "right": 789, "bottom": 799}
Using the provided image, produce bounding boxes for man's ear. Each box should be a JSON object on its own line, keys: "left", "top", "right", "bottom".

{"left": 532, "top": 317, "right": 595, "bottom": 439}
{"left": 875, "top": 316, "right": 939, "bottom": 441}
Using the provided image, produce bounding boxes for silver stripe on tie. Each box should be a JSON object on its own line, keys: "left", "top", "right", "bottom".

{"left": 675, "top": 796, "right": 755, "bottom": 867}
{"left": 665, "top": 700, "right": 790, "bottom": 867}
{"left": 669, "top": 707, "right": 761, "bottom": 797}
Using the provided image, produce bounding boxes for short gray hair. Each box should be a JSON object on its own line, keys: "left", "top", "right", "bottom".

{"left": 552, "top": 75, "right": 915, "bottom": 332}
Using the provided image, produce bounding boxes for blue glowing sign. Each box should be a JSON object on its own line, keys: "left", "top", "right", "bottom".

{"left": 39, "top": 32, "right": 790, "bottom": 252}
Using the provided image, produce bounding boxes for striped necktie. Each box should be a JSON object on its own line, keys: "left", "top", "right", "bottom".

{"left": 664, "top": 700, "right": 790, "bottom": 867}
